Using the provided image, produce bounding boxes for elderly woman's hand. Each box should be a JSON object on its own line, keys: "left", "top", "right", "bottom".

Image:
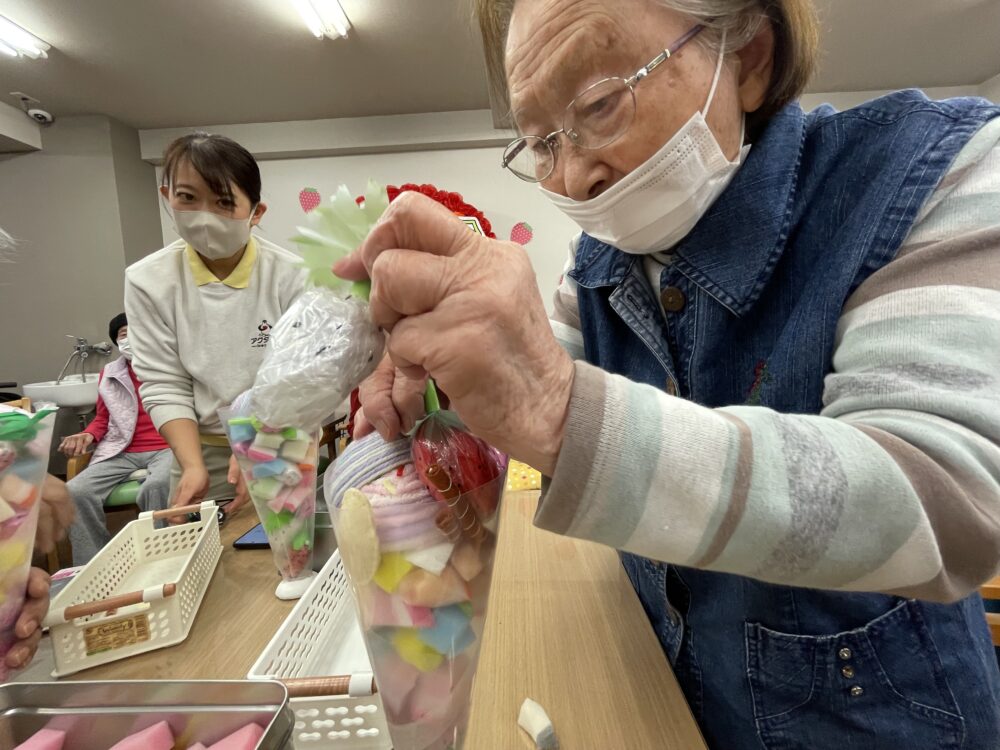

{"left": 335, "top": 192, "right": 575, "bottom": 475}
{"left": 5, "top": 567, "right": 50, "bottom": 672}
{"left": 354, "top": 354, "right": 428, "bottom": 440}
{"left": 36, "top": 475, "right": 75, "bottom": 555}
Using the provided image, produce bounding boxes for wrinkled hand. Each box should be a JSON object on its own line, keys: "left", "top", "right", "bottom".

{"left": 58, "top": 432, "right": 93, "bottom": 457}
{"left": 355, "top": 353, "right": 428, "bottom": 440}
{"left": 5, "top": 568, "right": 50, "bottom": 671}
{"left": 37, "top": 475, "right": 75, "bottom": 554}
{"left": 225, "top": 454, "right": 250, "bottom": 517}
{"left": 334, "top": 191, "right": 574, "bottom": 475}
{"left": 170, "top": 465, "right": 210, "bottom": 524}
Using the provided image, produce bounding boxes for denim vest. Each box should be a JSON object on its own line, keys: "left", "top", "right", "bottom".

{"left": 570, "top": 91, "right": 1000, "bottom": 750}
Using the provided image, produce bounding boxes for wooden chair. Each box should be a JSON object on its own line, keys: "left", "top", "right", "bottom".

{"left": 321, "top": 415, "right": 351, "bottom": 459}
{"left": 980, "top": 576, "right": 1000, "bottom": 646}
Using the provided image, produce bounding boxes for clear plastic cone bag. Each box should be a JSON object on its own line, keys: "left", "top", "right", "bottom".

{"left": 325, "top": 425, "right": 506, "bottom": 750}
{"left": 0, "top": 407, "right": 56, "bottom": 678}
{"left": 220, "top": 395, "right": 319, "bottom": 598}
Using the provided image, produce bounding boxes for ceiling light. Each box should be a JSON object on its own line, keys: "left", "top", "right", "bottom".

{"left": 291, "top": 0, "right": 351, "bottom": 40}
{"left": 0, "top": 15, "right": 50, "bottom": 59}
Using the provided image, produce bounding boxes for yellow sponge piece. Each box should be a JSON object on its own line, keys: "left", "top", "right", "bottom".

{"left": 373, "top": 552, "right": 414, "bottom": 593}
{"left": 392, "top": 628, "right": 444, "bottom": 672}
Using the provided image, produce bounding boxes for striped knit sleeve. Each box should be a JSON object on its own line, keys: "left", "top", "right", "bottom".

{"left": 536, "top": 117, "right": 1000, "bottom": 603}
{"left": 549, "top": 235, "right": 586, "bottom": 361}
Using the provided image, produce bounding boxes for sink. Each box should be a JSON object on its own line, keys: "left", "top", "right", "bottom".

{"left": 23, "top": 375, "right": 99, "bottom": 408}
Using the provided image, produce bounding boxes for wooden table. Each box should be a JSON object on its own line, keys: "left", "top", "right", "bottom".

{"left": 57, "top": 491, "right": 706, "bottom": 748}
{"left": 468, "top": 491, "right": 706, "bottom": 749}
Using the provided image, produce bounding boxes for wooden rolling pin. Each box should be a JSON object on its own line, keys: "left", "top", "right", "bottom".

{"left": 283, "top": 675, "right": 378, "bottom": 698}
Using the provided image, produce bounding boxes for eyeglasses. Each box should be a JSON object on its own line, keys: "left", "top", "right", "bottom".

{"left": 502, "top": 25, "right": 704, "bottom": 183}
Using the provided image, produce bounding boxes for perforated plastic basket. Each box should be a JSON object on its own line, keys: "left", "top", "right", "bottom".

{"left": 44, "top": 501, "right": 223, "bottom": 678}
{"left": 248, "top": 550, "right": 391, "bottom": 749}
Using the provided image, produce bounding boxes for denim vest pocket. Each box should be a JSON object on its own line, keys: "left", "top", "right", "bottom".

{"left": 746, "top": 600, "right": 965, "bottom": 750}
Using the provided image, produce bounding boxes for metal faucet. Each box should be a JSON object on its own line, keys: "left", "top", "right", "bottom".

{"left": 56, "top": 336, "right": 113, "bottom": 383}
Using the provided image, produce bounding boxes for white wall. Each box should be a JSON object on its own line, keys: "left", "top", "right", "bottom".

{"left": 0, "top": 115, "right": 163, "bottom": 388}
{"left": 156, "top": 147, "right": 581, "bottom": 311}
{"left": 109, "top": 118, "right": 164, "bottom": 266}
{"left": 0, "top": 116, "right": 123, "bottom": 389}
{"left": 140, "top": 110, "right": 512, "bottom": 163}
{"left": 980, "top": 73, "right": 1000, "bottom": 104}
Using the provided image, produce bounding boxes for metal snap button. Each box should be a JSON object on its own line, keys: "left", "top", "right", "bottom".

{"left": 660, "top": 287, "right": 686, "bottom": 313}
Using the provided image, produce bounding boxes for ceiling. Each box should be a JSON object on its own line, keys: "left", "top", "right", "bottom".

{"left": 0, "top": 0, "right": 997, "bottom": 130}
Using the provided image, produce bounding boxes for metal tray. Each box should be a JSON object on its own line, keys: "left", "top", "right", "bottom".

{"left": 0, "top": 680, "right": 294, "bottom": 749}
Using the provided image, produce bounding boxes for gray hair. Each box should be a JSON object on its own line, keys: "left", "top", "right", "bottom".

{"left": 660, "top": 0, "right": 769, "bottom": 53}
{"left": 474, "top": 0, "right": 820, "bottom": 134}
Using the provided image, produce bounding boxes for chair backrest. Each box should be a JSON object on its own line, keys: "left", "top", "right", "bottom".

{"left": 66, "top": 452, "right": 93, "bottom": 481}
{"left": 979, "top": 576, "right": 1000, "bottom": 646}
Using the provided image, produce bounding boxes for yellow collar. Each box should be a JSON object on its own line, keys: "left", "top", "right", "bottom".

{"left": 186, "top": 236, "right": 257, "bottom": 289}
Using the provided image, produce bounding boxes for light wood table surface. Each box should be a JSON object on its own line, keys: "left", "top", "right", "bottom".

{"left": 467, "top": 490, "right": 706, "bottom": 749}
{"left": 57, "top": 491, "right": 705, "bottom": 748}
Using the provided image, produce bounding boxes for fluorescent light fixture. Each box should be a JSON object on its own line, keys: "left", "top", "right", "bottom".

{"left": 0, "top": 41, "right": 18, "bottom": 58}
{"left": 291, "top": 0, "right": 351, "bottom": 40}
{"left": 292, "top": 0, "right": 324, "bottom": 38}
{"left": 0, "top": 15, "right": 49, "bottom": 59}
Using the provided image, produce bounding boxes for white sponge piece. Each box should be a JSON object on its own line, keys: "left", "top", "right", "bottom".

{"left": 518, "top": 698, "right": 558, "bottom": 749}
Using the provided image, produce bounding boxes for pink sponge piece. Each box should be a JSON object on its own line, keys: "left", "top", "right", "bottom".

{"left": 372, "top": 650, "right": 421, "bottom": 722}
{"left": 14, "top": 729, "right": 66, "bottom": 750}
{"left": 207, "top": 722, "right": 265, "bottom": 750}
{"left": 108, "top": 720, "right": 174, "bottom": 750}
{"left": 368, "top": 588, "right": 436, "bottom": 629}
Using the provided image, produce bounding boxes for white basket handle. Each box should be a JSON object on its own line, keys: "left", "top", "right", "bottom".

{"left": 43, "top": 582, "right": 178, "bottom": 626}
{"left": 283, "top": 673, "right": 377, "bottom": 699}
{"left": 141, "top": 500, "right": 217, "bottom": 522}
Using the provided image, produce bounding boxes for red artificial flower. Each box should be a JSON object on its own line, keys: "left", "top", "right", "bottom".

{"left": 355, "top": 183, "right": 496, "bottom": 238}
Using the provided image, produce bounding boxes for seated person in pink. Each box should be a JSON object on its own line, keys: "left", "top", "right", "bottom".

{"left": 61, "top": 313, "right": 171, "bottom": 564}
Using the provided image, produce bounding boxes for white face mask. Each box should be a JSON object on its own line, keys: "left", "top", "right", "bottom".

{"left": 118, "top": 336, "right": 133, "bottom": 361}
{"left": 540, "top": 32, "right": 750, "bottom": 255}
{"left": 172, "top": 208, "right": 255, "bottom": 261}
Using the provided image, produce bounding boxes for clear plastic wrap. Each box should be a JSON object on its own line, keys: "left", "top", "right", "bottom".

{"left": 325, "top": 421, "right": 507, "bottom": 750}
{"left": 249, "top": 288, "right": 382, "bottom": 428}
{"left": 411, "top": 396, "right": 507, "bottom": 521}
{"left": 0, "top": 407, "right": 56, "bottom": 679}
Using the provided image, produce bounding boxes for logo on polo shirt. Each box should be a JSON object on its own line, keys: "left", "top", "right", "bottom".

{"left": 250, "top": 319, "right": 272, "bottom": 348}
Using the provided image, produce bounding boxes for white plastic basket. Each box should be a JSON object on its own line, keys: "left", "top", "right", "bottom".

{"left": 249, "top": 550, "right": 391, "bottom": 749}
{"left": 44, "top": 501, "right": 223, "bottom": 678}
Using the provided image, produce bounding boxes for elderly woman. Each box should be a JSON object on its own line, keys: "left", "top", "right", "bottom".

{"left": 338, "top": 0, "right": 1000, "bottom": 746}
